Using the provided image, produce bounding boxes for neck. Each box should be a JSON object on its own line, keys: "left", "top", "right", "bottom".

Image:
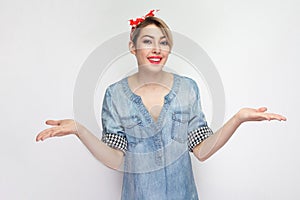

{"left": 136, "top": 69, "right": 166, "bottom": 85}
{"left": 128, "top": 68, "right": 174, "bottom": 93}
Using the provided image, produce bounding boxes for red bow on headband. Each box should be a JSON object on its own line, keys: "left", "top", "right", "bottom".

{"left": 129, "top": 9, "right": 159, "bottom": 28}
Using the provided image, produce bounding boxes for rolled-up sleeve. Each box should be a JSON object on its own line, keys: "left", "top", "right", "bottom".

{"left": 187, "top": 80, "right": 213, "bottom": 152}
{"left": 101, "top": 87, "right": 128, "bottom": 153}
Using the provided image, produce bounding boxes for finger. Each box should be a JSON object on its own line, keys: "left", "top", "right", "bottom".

{"left": 281, "top": 116, "right": 287, "bottom": 121}
{"left": 45, "top": 126, "right": 70, "bottom": 139}
{"left": 270, "top": 114, "right": 287, "bottom": 121}
{"left": 36, "top": 132, "right": 49, "bottom": 141}
{"left": 263, "top": 113, "right": 287, "bottom": 121}
{"left": 275, "top": 114, "right": 287, "bottom": 121}
{"left": 49, "top": 128, "right": 63, "bottom": 137}
{"left": 36, "top": 130, "right": 52, "bottom": 141}
{"left": 257, "top": 107, "right": 267, "bottom": 112}
{"left": 36, "top": 133, "right": 45, "bottom": 141}
{"left": 36, "top": 134, "right": 42, "bottom": 141}
{"left": 40, "top": 128, "right": 59, "bottom": 141}
{"left": 36, "top": 127, "right": 60, "bottom": 141}
{"left": 36, "top": 130, "right": 49, "bottom": 141}
{"left": 256, "top": 113, "right": 271, "bottom": 121}
{"left": 45, "top": 120, "right": 62, "bottom": 126}
{"left": 40, "top": 134, "right": 51, "bottom": 141}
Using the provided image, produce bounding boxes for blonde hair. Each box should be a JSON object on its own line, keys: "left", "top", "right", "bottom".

{"left": 131, "top": 16, "right": 173, "bottom": 49}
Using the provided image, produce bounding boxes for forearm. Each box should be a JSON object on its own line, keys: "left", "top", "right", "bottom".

{"left": 194, "top": 114, "right": 242, "bottom": 161}
{"left": 75, "top": 124, "right": 124, "bottom": 170}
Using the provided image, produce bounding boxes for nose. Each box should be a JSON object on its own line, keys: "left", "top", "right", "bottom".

{"left": 152, "top": 42, "right": 161, "bottom": 54}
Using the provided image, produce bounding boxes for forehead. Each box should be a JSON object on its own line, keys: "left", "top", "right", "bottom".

{"left": 138, "top": 24, "right": 165, "bottom": 38}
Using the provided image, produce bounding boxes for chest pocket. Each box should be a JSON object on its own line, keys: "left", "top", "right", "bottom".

{"left": 171, "top": 111, "right": 190, "bottom": 143}
{"left": 121, "top": 115, "right": 141, "bottom": 128}
{"left": 121, "top": 115, "right": 144, "bottom": 136}
{"left": 120, "top": 115, "right": 144, "bottom": 150}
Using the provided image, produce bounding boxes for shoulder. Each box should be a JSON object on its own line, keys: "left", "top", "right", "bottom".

{"left": 174, "top": 74, "right": 200, "bottom": 102}
{"left": 174, "top": 73, "right": 199, "bottom": 90}
{"left": 173, "top": 73, "right": 196, "bottom": 84}
{"left": 105, "top": 77, "right": 127, "bottom": 96}
{"left": 107, "top": 77, "right": 126, "bottom": 89}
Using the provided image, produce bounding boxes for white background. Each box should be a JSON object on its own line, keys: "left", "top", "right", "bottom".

{"left": 0, "top": 0, "right": 299, "bottom": 199}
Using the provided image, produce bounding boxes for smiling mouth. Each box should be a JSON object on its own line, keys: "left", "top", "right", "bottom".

{"left": 148, "top": 57, "right": 162, "bottom": 64}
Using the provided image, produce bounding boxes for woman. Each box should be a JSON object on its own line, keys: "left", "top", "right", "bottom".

{"left": 36, "top": 11, "right": 286, "bottom": 200}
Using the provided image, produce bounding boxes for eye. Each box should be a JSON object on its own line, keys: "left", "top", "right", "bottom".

{"left": 160, "top": 40, "right": 168, "bottom": 46}
{"left": 143, "top": 39, "right": 152, "bottom": 44}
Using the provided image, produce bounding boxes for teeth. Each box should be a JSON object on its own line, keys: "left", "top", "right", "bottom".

{"left": 149, "top": 58, "right": 160, "bottom": 62}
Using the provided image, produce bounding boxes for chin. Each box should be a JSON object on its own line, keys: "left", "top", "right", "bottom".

{"left": 150, "top": 63, "right": 165, "bottom": 70}
{"left": 139, "top": 62, "right": 165, "bottom": 71}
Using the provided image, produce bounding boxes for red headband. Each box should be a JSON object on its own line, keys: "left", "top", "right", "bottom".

{"left": 128, "top": 9, "right": 159, "bottom": 28}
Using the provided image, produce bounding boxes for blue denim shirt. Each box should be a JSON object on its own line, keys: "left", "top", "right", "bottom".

{"left": 101, "top": 73, "right": 213, "bottom": 200}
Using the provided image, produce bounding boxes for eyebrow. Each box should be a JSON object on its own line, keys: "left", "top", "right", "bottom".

{"left": 141, "top": 35, "right": 166, "bottom": 39}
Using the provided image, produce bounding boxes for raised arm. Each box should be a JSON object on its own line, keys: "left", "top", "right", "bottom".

{"left": 193, "top": 107, "right": 287, "bottom": 161}
{"left": 36, "top": 119, "right": 124, "bottom": 170}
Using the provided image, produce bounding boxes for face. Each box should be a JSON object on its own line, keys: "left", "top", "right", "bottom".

{"left": 130, "top": 24, "right": 171, "bottom": 71}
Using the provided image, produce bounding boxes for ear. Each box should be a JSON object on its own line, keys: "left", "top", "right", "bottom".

{"left": 129, "top": 41, "right": 136, "bottom": 55}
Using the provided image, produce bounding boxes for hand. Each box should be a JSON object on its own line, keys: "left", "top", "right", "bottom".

{"left": 36, "top": 119, "right": 79, "bottom": 142}
{"left": 236, "top": 107, "right": 287, "bottom": 124}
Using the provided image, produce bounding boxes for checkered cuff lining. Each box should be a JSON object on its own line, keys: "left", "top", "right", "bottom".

{"left": 188, "top": 126, "right": 213, "bottom": 152}
{"left": 101, "top": 133, "right": 127, "bottom": 153}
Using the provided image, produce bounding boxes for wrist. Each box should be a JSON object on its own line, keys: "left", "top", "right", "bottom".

{"left": 73, "top": 121, "right": 85, "bottom": 137}
{"left": 233, "top": 112, "right": 244, "bottom": 126}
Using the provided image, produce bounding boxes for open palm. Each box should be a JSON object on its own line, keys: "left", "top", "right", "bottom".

{"left": 36, "top": 119, "right": 78, "bottom": 142}
{"left": 237, "top": 107, "right": 286, "bottom": 123}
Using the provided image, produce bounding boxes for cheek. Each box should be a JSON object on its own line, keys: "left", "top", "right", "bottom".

{"left": 161, "top": 45, "right": 170, "bottom": 51}
{"left": 135, "top": 51, "right": 148, "bottom": 63}
{"left": 137, "top": 48, "right": 151, "bottom": 57}
{"left": 162, "top": 51, "right": 170, "bottom": 59}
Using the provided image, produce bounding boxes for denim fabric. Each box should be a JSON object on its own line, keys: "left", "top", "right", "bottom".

{"left": 101, "top": 73, "right": 209, "bottom": 200}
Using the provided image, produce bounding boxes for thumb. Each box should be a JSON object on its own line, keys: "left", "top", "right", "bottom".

{"left": 45, "top": 120, "right": 61, "bottom": 126}
{"left": 257, "top": 107, "right": 267, "bottom": 112}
